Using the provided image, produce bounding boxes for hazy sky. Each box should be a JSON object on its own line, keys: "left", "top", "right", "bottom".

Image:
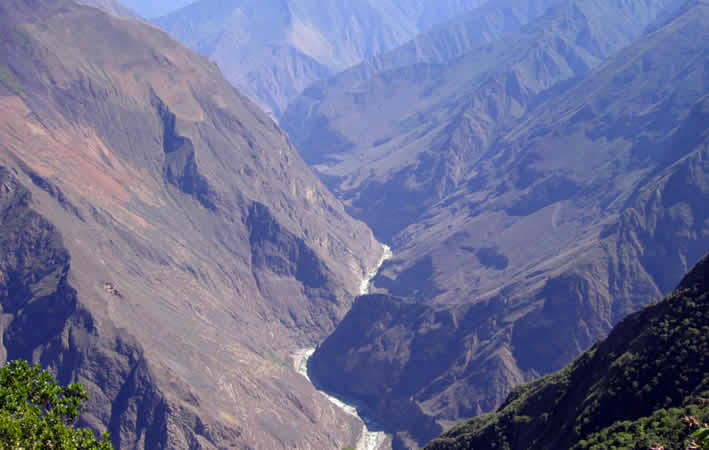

{"left": 121, "top": 0, "right": 195, "bottom": 18}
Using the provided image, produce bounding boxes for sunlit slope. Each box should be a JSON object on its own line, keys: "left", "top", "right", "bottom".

{"left": 0, "top": 0, "right": 381, "bottom": 447}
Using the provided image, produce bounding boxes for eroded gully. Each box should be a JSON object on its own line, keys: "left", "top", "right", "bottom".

{"left": 292, "top": 244, "right": 392, "bottom": 450}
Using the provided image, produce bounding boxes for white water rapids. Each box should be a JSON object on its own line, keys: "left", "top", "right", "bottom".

{"left": 293, "top": 244, "right": 392, "bottom": 450}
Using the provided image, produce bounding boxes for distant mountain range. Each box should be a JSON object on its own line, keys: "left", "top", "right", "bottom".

{"left": 284, "top": 0, "right": 562, "bottom": 134}
{"left": 0, "top": 0, "right": 382, "bottom": 447}
{"left": 153, "top": 0, "right": 487, "bottom": 116}
{"left": 300, "top": 0, "right": 709, "bottom": 447}
{"left": 283, "top": 0, "right": 680, "bottom": 241}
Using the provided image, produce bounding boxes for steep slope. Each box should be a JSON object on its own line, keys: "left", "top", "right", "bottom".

{"left": 284, "top": 0, "right": 562, "bottom": 135}
{"left": 153, "top": 0, "right": 485, "bottom": 117}
{"left": 0, "top": 0, "right": 382, "bottom": 448}
{"left": 283, "top": 0, "right": 677, "bottom": 242}
{"left": 365, "top": 0, "right": 560, "bottom": 71}
{"left": 427, "top": 252, "right": 709, "bottom": 450}
{"left": 307, "top": 0, "right": 709, "bottom": 447}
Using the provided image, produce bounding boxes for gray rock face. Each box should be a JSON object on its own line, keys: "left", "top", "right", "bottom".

{"left": 0, "top": 0, "right": 382, "bottom": 447}
{"left": 304, "top": 0, "right": 709, "bottom": 447}
{"left": 153, "top": 0, "right": 487, "bottom": 117}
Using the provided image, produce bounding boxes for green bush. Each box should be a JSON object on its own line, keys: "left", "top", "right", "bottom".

{"left": 0, "top": 360, "right": 112, "bottom": 449}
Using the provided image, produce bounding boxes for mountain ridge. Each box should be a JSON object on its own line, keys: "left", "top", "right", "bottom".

{"left": 282, "top": 0, "right": 678, "bottom": 242}
{"left": 75, "top": 0, "right": 140, "bottom": 19}
{"left": 305, "top": 0, "right": 709, "bottom": 447}
{"left": 427, "top": 250, "right": 709, "bottom": 449}
{"left": 154, "top": 0, "right": 487, "bottom": 116}
{"left": 0, "top": 0, "right": 383, "bottom": 447}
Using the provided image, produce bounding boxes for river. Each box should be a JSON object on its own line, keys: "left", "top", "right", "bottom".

{"left": 293, "top": 244, "right": 392, "bottom": 450}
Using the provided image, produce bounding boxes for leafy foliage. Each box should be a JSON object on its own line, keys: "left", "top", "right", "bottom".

{"left": 574, "top": 401, "right": 709, "bottom": 449}
{"left": 0, "top": 360, "right": 111, "bottom": 449}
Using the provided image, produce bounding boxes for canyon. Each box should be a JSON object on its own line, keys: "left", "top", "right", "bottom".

{"left": 1, "top": 0, "right": 708, "bottom": 449}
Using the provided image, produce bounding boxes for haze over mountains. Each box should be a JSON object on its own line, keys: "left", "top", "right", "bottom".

{"left": 289, "top": 0, "right": 709, "bottom": 447}
{"left": 283, "top": 0, "right": 680, "bottom": 241}
{"left": 1, "top": 0, "right": 708, "bottom": 449}
{"left": 284, "top": 0, "right": 563, "bottom": 138}
{"left": 153, "top": 0, "right": 488, "bottom": 117}
{"left": 0, "top": 0, "right": 383, "bottom": 447}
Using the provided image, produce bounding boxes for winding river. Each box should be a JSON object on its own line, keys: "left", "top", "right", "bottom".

{"left": 293, "top": 244, "right": 392, "bottom": 450}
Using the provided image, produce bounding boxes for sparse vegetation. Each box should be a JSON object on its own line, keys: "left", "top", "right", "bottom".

{"left": 426, "top": 256, "right": 709, "bottom": 450}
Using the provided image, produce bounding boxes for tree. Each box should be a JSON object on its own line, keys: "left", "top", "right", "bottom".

{"left": 0, "top": 360, "right": 112, "bottom": 449}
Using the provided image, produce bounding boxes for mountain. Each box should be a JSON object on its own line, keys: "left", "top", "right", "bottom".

{"left": 305, "top": 0, "right": 709, "bottom": 447}
{"left": 0, "top": 0, "right": 383, "bottom": 448}
{"left": 282, "top": 0, "right": 678, "bottom": 242}
{"left": 76, "top": 0, "right": 140, "bottom": 19}
{"left": 153, "top": 0, "right": 486, "bottom": 117}
{"left": 365, "top": 0, "right": 561, "bottom": 70}
{"left": 427, "top": 251, "right": 709, "bottom": 449}
{"left": 284, "top": 0, "right": 562, "bottom": 131}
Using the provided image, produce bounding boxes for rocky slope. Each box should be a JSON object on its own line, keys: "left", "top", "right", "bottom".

{"left": 153, "top": 0, "right": 486, "bottom": 117}
{"left": 283, "top": 0, "right": 562, "bottom": 141}
{"left": 427, "top": 252, "right": 709, "bottom": 449}
{"left": 0, "top": 0, "right": 382, "bottom": 447}
{"left": 282, "top": 0, "right": 678, "bottom": 242}
{"left": 363, "top": 0, "right": 561, "bottom": 72}
{"left": 307, "top": 0, "right": 709, "bottom": 447}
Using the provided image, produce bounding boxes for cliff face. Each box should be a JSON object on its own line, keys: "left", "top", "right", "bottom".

{"left": 427, "top": 252, "right": 709, "bottom": 450}
{"left": 0, "top": 0, "right": 381, "bottom": 447}
{"left": 306, "top": 0, "right": 709, "bottom": 447}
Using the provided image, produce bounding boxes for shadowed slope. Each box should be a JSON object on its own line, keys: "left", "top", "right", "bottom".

{"left": 427, "top": 252, "right": 709, "bottom": 449}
